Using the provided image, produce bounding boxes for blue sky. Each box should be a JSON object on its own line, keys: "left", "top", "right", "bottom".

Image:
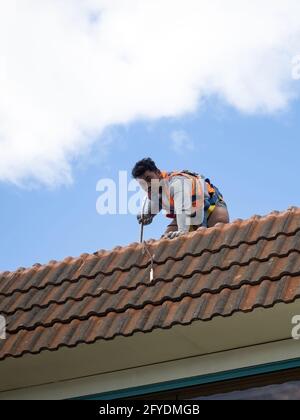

{"left": 1, "top": 97, "right": 300, "bottom": 272}
{"left": 1, "top": 2, "right": 300, "bottom": 272}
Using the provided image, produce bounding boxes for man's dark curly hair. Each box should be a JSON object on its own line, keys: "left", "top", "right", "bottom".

{"left": 132, "top": 158, "right": 160, "bottom": 178}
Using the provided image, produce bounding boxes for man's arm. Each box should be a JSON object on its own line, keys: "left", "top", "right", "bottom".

{"left": 165, "top": 176, "right": 204, "bottom": 237}
{"left": 137, "top": 194, "right": 161, "bottom": 225}
{"left": 172, "top": 177, "right": 193, "bottom": 233}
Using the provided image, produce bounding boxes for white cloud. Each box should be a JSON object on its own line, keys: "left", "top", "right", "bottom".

{"left": 170, "top": 130, "right": 194, "bottom": 154}
{"left": 1, "top": 0, "right": 300, "bottom": 186}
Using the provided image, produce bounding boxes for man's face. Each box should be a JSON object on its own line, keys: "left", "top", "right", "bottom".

{"left": 137, "top": 170, "right": 162, "bottom": 194}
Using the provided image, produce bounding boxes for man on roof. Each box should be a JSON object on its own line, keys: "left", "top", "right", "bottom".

{"left": 132, "top": 157, "right": 230, "bottom": 239}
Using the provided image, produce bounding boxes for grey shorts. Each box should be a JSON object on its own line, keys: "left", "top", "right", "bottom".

{"left": 166, "top": 199, "right": 228, "bottom": 231}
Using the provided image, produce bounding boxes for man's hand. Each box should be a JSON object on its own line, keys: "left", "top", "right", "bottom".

{"left": 162, "top": 230, "right": 185, "bottom": 239}
{"left": 137, "top": 213, "right": 154, "bottom": 226}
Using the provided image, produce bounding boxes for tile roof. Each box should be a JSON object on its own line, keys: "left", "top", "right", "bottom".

{"left": 0, "top": 207, "right": 300, "bottom": 361}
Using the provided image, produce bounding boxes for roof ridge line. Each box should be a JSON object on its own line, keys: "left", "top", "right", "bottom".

{"left": 1, "top": 207, "right": 298, "bottom": 277}
{"left": 1, "top": 226, "right": 299, "bottom": 299}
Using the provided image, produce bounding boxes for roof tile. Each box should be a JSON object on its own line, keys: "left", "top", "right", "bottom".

{"left": 1, "top": 207, "right": 300, "bottom": 360}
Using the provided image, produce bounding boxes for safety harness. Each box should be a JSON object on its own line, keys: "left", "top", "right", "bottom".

{"left": 157, "top": 170, "right": 224, "bottom": 225}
